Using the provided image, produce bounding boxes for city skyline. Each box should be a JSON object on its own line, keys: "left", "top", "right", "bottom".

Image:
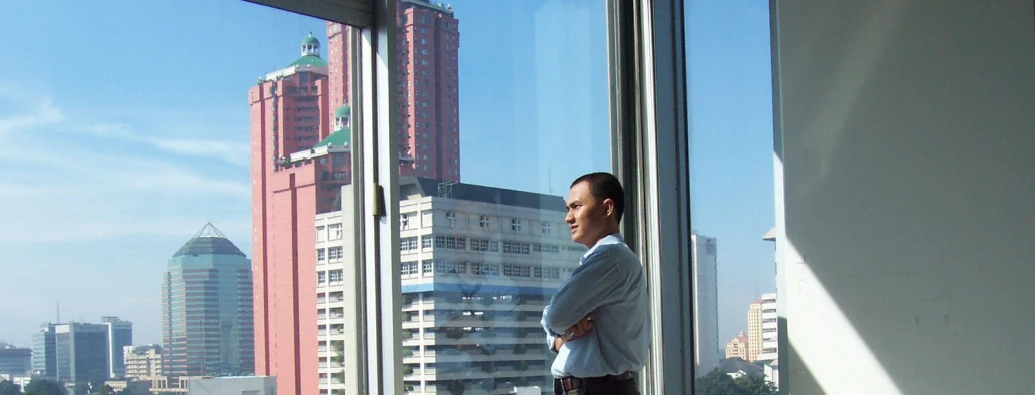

{"left": 0, "top": 0, "right": 774, "bottom": 353}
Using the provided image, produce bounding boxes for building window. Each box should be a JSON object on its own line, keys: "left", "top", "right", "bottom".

{"left": 542, "top": 222, "right": 552, "bottom": 236}
{"left": 435, "top": 261, "right": 465, "bottom": 275}
{"left": 328, "top": 247, "right": 344, "bottom": 261}
{"left": 445, "top": 211, "right": 456, "bottom": 227}
{"left": 470, "top": 238, "right": 497, "bottom": 252}
{"left": 511, "top": 219, "right": 522, "bottom": 233}
{"left": 479, "top": 215, "right": 490, "bottom": 229}
{"left": 316, "top": 226, "right": 326, "bottom": 241}
{"left": 400, "top": 237, "right": 419, "bottom": 253}
{"left": 434, "top": 236, "right": 466, "bottom": 250}
{"left": 401, "top": 213, "right": 410, "bottom": 229}
{"left": 329, "top": 224, "right": 343, "bottom": 240}
{"left": 502, "top": 241, "right": 531, "bottom": 255}
{"left": 422, "top": 260, "right": 434, "bottom": 275}
{"left": 421, "top": 235, "right": 433, "bottom": 250}
{"left": 545, "top": 244, "right": 560, "bottom": 254}
{"left": 401, "top": 261, "right": 419, "bottom": 277}
{"left": 317, "top": 248, "right": 326, "bottom": 262}
{"left": 318, "top": 271, "right": 326, "bottom": 285}
{"left": 329, "top": 270, "right": 343, "bottom": 283}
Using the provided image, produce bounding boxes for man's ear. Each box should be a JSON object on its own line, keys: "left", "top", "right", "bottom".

{"left": 602, "top": 198, "right": 615, "bottom": 218}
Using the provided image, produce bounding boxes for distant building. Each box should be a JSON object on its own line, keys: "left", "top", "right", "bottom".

{"left": 162, "top": 223, "right": 254, "bottom": 378}
{"left": 185, "top": 376, "right": 277, "bottom": 395}
{"left": 123, "top": 345, "right": 162, "bottom": 379}
{"left": 755, "top": 293, "right": 778, "bottom": 362}
{"left": 101, "top": 317, "right": 133, "bottom": 378}
{"left": 748, "top": 299, "right": 762, "bottom": 361}
{"left": 690, "top": 234, "right": 720, "bottom": 376}
{"left": 32, "top": 324, "right": 57, "bottom": 379}
{"left": 0, "top": 343, "right": 31, "bottom": 375}
{"left": 719, "top": 357, "right": 764, "bottom": 380}
{"left": 104, "top": 378, "right": 151, "bottom": 395}
{"left": 54, "top": 322, "right": 109, "bottom": 383}
{"left": 725, "top": 331, "right": 749, "bottom": 361}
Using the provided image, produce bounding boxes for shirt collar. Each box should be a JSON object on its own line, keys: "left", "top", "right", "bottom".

{"left": 579, "top": 232, "right": 624, "bottom": 265}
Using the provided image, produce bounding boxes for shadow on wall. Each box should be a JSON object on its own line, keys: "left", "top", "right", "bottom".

{"left": 773, "top": 0, "right": 1035, "bottom": 394}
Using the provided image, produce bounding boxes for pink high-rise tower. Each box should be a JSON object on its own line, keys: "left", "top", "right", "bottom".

{"left": 249, "top": 34, "right": 353, "bottom": 395}
{"left": 327, "top": 0, "right": 460, "bottom": 182}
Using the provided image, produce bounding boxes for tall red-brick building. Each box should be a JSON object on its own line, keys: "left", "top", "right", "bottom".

{"left": 249, "top": 34, "right": 353, "bottom": 395}
{"left": 327, "top": 0, "right": 460, "bottom": 182}
{"left": 252, "top": 3, "right": 460, "bottom": 395}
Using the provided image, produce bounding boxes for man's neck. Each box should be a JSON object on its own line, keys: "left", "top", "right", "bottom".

{"left": 583, "top": 227, "right": 620, "bottom": 249}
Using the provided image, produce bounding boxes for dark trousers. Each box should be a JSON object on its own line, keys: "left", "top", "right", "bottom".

{"left": 553, "top": 376, "right": 639, "bottom": 395}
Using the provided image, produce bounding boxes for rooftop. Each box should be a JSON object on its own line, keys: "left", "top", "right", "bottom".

{"left": 402, "top": 177, "right": 566, "bottom": 212}
{"left": 172, "top": 223, "right": 246, "bottom": 258}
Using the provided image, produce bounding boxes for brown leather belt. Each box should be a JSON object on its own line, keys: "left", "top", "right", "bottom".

{"left": 558, "top": 371, "right": 635, "bottom": 391}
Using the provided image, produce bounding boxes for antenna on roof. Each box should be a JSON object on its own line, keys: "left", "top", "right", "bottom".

{"left": 548, "top": 168, "right": 553, "bottom": 195}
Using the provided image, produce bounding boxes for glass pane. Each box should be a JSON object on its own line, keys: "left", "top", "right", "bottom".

{"left": 684, "top": 1, "right": 779, "bottom": 394}
{"left": 384, "top": 1, "right": 613, "bottom": 393}
{"left": 0, "top": 2, "right": 364, "bottom": 395}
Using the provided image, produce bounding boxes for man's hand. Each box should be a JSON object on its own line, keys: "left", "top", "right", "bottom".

{"left": 564, "top": 312, "right": 595, "bottom": 341}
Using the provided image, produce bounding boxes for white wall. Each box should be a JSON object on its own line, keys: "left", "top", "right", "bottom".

{"left": 771, "top": 1, "right": 1035, "bottom": 394}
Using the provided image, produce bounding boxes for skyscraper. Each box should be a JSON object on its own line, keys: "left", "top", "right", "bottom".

{"left": 254, "top": 3, "right": 460, "bottom": 392}
{"left": 162, "top": 223, "right": 254, "bottom": 378}
{"left": 101, "top": 317, "right": 132, "bottom": 378}
{"left": 326, "top": 0, "right": 460, "bottom": 182}
{"left": 54, "top": 323, "right": 108, "bottom": 383}
{"left": 691, "top": 234, "right": 720, "bottom": 376}
{"left": 249, "top": 32, "right": 351, "bottom": 393}
{"left": 747, "top": 299, "right": 763, "bottom": 361}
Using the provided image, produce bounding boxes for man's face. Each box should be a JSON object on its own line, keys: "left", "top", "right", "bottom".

{"left": 565, "top": 181, "right": 613, "bottom": 248}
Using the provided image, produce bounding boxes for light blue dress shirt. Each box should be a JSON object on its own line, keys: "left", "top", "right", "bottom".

{"left": 542, "top": 233, "right": 650, "bottom": 378}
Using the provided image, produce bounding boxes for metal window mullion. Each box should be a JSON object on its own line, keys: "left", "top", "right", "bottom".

{"left": 360, "top": 0, "right": 402, "bottom": 394}
{"left": 620, "top": 0, "right": 694, "bottom": 393}
{"left": 345, "top": 23, "right": 367, "bottom": 395}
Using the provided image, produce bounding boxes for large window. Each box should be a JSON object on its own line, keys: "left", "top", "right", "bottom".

{"left": 686, "top": 2, "right": 779, "bottom": 394}
{"left": 3, "top": 0, "right": 697, "bottom": 394}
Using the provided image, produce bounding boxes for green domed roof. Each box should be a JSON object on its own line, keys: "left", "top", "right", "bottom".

{"left": 334, "top": 106, "right": 350, "bottom": 118}
{"left": 302, "top": 33, "right": 320, "bottom": 46}
{"left": 314, "top": 127, "right": 351, "bottom": 149}
{"left": 289, "top": 55, "right": 328, "bottom": 68}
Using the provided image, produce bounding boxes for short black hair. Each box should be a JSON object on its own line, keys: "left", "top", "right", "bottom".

{"left": 570, "top": 172, "right": 625, "bottom": 224}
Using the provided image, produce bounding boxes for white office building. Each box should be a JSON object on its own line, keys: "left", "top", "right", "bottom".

{"left": 757, "top": 293, "right": 778, "bottom": 362}
{"left": 316, "top": 177, "right": 585, "bottom": 395}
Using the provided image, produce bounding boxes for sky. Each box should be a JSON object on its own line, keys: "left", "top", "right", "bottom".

{"left": 0, "top": 0, "right": 774, "bottom": 352}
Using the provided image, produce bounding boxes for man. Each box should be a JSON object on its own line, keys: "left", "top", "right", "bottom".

{"left": 542, "top": 172, "right": 650, "bottom": 395}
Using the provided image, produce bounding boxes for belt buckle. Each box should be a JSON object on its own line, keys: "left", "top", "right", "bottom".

{"left": 561, "top": 377, "right": 582, "bottom": 391}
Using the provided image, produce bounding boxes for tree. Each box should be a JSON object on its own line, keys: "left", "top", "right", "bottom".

{"left": 733, "top": 375, "right": 776, "bottom": 395}
{"left": 694, "top": 368, "right": 776, "bottom": 395}
{"left": 695, "top": 369, "right": 740, "bottom": 395}
{"left": 0, "top": 380, "right": 22, "bottom": 395}
{"left": 23, "top": 379, "right": 65, "bottom": 395}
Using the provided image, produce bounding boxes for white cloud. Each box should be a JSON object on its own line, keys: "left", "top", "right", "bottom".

{"left": 0, "top": 86, "right": 64, "bottom": 137}
{"left": 0, "top": 84, "right": 252, "bottom": 243}
{"left": 86, "top": 122, "right": 250, "bottom": 167}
